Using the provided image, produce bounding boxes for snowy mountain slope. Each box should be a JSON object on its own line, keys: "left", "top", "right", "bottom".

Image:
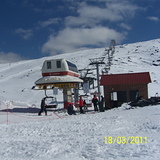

{"left": 0, "top": 38, "right": 160, "bottom": 105}
{"left": 0, "top": 48, "right": 105, "bottom": 105}
{"left": 0, "top": 38, "right": 160, "bottom": 160}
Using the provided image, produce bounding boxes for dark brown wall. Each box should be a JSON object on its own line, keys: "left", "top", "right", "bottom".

{"left": 103, "top": 83, "right": 149, "bottom": 109}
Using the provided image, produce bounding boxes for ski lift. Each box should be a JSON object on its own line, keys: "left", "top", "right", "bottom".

{"left": 81, "top": 95, "right": 92, "bottom": 108}
{"left": 44, "top": 96, "right": 58, "bottom": 109}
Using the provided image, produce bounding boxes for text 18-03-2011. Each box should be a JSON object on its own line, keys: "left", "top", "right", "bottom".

{"left": 104, "top": 136, "right": 148, "bottom": 144}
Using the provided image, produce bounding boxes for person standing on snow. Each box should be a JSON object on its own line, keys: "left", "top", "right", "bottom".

{"left": 38, "top": 98, "right": 47, "bottom": 116}
{"left": 92, "top": 95, "right": 99, "bottom": 111}
{"left": 98, "top": 95, "right": 105, "bottom": 112}
{"left": 83, "top": 100, "right": 87, "bottom": 112}
{"left": 79, "top": 96, "right": 85, "bottom": 114}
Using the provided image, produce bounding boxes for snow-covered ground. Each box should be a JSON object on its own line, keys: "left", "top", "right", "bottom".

{"left": 0, "top": 104, "right": 159, "bottom": 160}
{"left": 0, "top": 38, "right": 160, "bottom": 159}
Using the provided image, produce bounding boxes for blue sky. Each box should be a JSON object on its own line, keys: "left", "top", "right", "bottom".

{"left": 0, "top": 0, "right": 160, "bottom": 62}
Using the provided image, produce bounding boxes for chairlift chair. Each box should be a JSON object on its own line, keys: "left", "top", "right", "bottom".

{"left": 44, "top": 96, "right": 58, "bottom": 110}
{"left": 82, "top": 95, "right": 92, "bottom": 107}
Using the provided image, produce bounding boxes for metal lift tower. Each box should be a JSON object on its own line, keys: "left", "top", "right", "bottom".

{"left": 89, "top": 57, "right": 105, "bottom": 99}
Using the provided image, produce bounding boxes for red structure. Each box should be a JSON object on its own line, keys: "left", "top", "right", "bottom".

{"left": 100, "top": 72, "right": 151, "bottom": 109}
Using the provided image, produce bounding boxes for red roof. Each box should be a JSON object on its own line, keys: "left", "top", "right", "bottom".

{"left": 100, "top": 72, "right": 151, "bottom": 85}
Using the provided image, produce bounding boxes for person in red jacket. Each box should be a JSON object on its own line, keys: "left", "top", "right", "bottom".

{"left": 79, "top": 96, "right": 84, "bottom": 114}
{"left": 92, "top": 95, "right": 99, "bottom": 111}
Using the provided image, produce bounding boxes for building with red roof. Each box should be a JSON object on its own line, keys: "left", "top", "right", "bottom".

{"left": 100, "top": 72, "right": 151, "bottom": 109}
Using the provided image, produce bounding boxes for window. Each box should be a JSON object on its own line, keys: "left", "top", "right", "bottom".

{"left": 47, "top": 61, "right": 51, "bottom": 69}
{"left": 111, "top": 91, "right": 127, "bottom": 102}
{"left": 111, "top": 92, "right": 117, "bottom": 101}
{"left": 56, "top": 61, "right": 61, "bottom": 68}
{"left": 66, "top": 61, "right": 78, "bottom": 72}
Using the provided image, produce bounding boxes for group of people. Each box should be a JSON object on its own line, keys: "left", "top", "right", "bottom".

{"left": 67, "top": 95, "right": 105, "bottom": 115}
{"left": 38, "top": 95, "right": 105, "bottom": 116}
{"left": 92, "top": 95, "right": 105, "bottom": 112}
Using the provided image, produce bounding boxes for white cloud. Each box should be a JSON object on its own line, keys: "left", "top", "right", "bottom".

{"left": 15, "top": 28, "right": 33, "bottom": 40}
{"left": 39, "top": 18, "right": 62, "bottom": 27}
{"left": 147, "top": 16, "right": 159, "bottom": 22}
{"left": 42, "top": 27, "right": 125, "bottom": 55}
{"left": 119, "top": 23, "right": 132, "bottom": 30}
{"left": 106, "top": 1, "right": 140, "bottom": 18}
{"left": 65, "top": 1, "right": 140, "bottom": 27}
{"left": 0, "top": 52, "right": 24, "bottom": 63}
{"left": 42, "top": 0, "right": 141, "bottom": 55}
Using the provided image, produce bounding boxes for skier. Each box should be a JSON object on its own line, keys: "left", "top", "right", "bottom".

{"left": 38, "top": 98, "right": 47, "bottom": 116}
{"left": 92, "top": 95, "right": 99, "bottom": 111}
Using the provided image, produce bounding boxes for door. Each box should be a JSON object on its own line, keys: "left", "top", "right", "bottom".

{"left": 130, "top": 90, "right": 139, "bottom": 101}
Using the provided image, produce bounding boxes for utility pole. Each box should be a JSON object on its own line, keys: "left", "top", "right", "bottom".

{"left": 96, "top": 63, "right": 100, "bottom": 95}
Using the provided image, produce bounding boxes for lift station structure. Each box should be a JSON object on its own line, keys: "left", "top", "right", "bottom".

{"left": 33, "top": 58, "right": 83, "bottom": 109}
